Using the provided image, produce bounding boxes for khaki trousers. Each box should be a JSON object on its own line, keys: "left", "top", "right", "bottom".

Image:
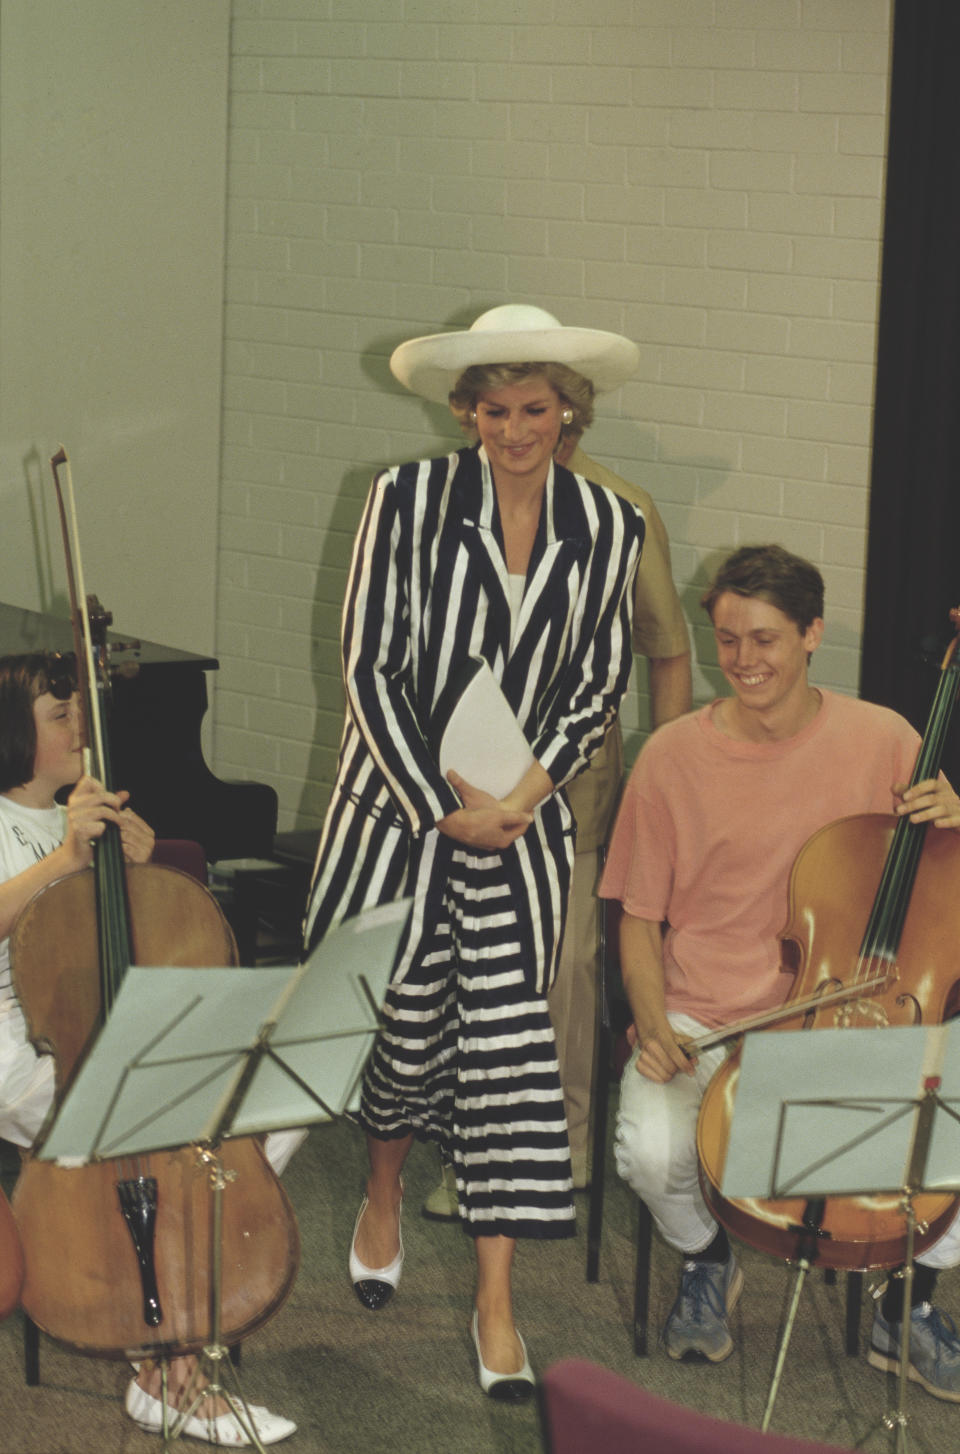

{"left": 547, "top": 847, "right": 601, "bottom": 1187}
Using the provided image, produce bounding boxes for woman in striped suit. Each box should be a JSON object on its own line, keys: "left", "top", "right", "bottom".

{"left": 305, "top": 305, "right": 646, "bottom": 1398}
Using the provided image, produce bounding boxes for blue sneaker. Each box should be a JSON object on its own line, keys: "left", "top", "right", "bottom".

{"left": 868, "top": 1302, "right": 960, "bottom": 1402}
{"left": 662, "top": 1255, "right": 743, "bottom": 1363}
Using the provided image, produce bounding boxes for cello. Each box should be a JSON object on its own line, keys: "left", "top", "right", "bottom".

{"left": 10, "top": 451, "right": 299, "bottom": 1361}
{"left": 696, "top": 615, "right": 960, "bottom": 1271}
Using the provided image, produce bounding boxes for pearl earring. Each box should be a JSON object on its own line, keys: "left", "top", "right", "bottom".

{"left": 561, "top": 408, "right": 573, "bottom": 425}
{"left": 468, "top": 410, "right": 477, "bottom": 423}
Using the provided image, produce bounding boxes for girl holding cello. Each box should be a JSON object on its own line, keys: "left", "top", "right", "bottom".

{"left": 600, "top": 546, "right": 960, "bottom": 1401}
{"left": 0, "top": 653, "right": 153, "bottom": 1152}
{"left": 0, "top": 652, "right": 296, "bottom": 1446}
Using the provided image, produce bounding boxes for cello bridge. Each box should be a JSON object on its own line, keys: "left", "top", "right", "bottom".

{"left": 835, "top": 999, "right": 889, "bottom": 1029}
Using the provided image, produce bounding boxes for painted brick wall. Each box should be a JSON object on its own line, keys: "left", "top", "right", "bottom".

{"left": 217, "top": 0, "right": 892, "bottom": 832}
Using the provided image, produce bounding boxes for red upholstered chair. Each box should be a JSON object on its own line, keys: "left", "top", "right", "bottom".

{"left": 150, "top": 837, "right": 209, "bottom": 884}
{"left": 541, "top": 1358, "right": 856, "bottom": 1454}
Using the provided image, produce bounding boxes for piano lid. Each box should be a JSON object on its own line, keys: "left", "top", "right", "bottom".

{"left": 0, "top": 600, "right": 217, "bottom": 673}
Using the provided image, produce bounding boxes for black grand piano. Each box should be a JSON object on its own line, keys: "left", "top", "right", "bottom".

{"left": 0, "top": 600, "right": 277, "bottom": 863}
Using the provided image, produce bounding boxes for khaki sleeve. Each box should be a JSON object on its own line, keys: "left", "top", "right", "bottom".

{"left": 568, "top": 448, "right": 689, "bottom": 661}
{"left": 564, "top": 725, "right": 625, "bottom": 855}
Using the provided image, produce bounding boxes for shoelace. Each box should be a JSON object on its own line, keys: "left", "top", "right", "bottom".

{"left": 679, "top": 1261, "right": 726, "bottom": 1323}
{"left": 915, "top": 1303, "right": 960, "bottom": 1356}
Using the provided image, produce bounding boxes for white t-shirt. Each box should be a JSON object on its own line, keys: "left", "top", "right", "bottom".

{"left": 0, "top": 795, "right": 67, "bottom": 1013}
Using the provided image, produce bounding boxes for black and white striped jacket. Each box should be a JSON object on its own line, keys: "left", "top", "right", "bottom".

{"left": 304, "top": 445, "right": 645, "bottom": 995}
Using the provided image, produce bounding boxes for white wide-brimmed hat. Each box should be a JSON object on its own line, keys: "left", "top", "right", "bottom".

{"left": 389, "top": 304, "right": 640, "bottom": 404}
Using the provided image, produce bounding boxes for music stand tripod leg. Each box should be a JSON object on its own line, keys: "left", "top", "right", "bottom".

{"left": 762, "top": 1199, "right": 830, "bottom": 1435}
{"left": 156, "top": 1149, "right": 269, "bottom": 1454}
{"left": 199, "top": 1149, "right": 269, "bottom": 1454}
{"left": 881, "top": 1199, "right": 918, "bottom": 1454}
{"left": 146, "top": 1358, "right": 194, "bottom": 1453}
{"left": 761, "top": 1257, "right": 810, "bottom": 1433}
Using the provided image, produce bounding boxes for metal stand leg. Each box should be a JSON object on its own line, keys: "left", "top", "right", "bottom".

{"left": 880, "top": 1207, "right": 917, "bottom": 1454}
{"left": 762, "top": 1198, "right": 830, "bottom": 1435}
{"left": 762, "top": 1259, "right": 811, "bottom": 1432}
{"left": 152, "top": 1151, "right": 267, "bottom": 1453}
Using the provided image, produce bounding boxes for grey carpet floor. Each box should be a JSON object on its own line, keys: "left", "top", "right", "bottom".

{"left": 0, "top": 1109, "right": 957, "bottom": 1453}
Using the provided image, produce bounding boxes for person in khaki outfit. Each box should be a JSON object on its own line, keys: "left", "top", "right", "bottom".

{"left": 424, "top": 434, "right": 690, "bottom": 1214}
{"left": 549, "top": 439, "right": 691, "bottom": 1188}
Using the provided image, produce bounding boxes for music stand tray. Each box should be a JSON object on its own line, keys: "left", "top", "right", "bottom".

{"left": 722, "top": 1023, "right": 960, "bottom": 1202}
{"left": 38, "top": 898, "right": 411, "bottom": 1163}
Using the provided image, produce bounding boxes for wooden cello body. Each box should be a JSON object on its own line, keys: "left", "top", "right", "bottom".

{"left": 11, "top": 863, "right": 300, "bottom": 1358}
{"left": 697, "top": 631, "right": 960, "bottom": 1272}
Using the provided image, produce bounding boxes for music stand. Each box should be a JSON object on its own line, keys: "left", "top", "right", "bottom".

{"left": 720, "top": 1022, "right": 960, "bottom": 1452}
{"left": 35, "top": 898, "right": 412, "bottom": 1451}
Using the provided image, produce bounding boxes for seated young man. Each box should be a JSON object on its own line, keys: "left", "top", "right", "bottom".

{"left": 600, "top": 545, "right": 960, "bottom": 1400}
{"left": 0, "top": 652, "right": 296, "bottom": 1446}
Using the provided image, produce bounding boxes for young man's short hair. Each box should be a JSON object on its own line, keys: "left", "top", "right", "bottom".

{"left": 701, "top": 544, "right": 825, "bottom": 633}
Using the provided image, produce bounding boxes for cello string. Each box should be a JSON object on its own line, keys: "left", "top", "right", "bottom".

{"left": 855, "top": 648, "right": 960, "bottom": 988}
{"left": 56, "top": 450, "right": 137, "bottom": 1013}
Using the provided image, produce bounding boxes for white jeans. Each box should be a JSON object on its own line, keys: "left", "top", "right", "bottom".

{"left": 614, "top": 1010, "right": 960, "bottom": 1269}
{"left": 614, "top": 1012, "right": 727, "bottom": 1255}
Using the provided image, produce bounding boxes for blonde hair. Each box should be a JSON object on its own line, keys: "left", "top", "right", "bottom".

{"left": 448, "top": 361, "right": 594, "bottom": 442}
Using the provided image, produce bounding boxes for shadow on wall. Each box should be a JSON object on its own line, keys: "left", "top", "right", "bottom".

{"left": 298, "top": 461, "right": 365, "bottom": 831}
{"left": 297, "top": 312, "right": 485, "bottom": 832}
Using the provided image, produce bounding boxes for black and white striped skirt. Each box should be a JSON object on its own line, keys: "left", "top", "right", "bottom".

{"left": 358, "top": 846, "right": 575, "bottom": 1240}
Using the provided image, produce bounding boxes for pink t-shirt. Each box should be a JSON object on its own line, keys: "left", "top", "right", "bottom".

{"left": 599, "top": 690, "right": 922, "bottom": 1029}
